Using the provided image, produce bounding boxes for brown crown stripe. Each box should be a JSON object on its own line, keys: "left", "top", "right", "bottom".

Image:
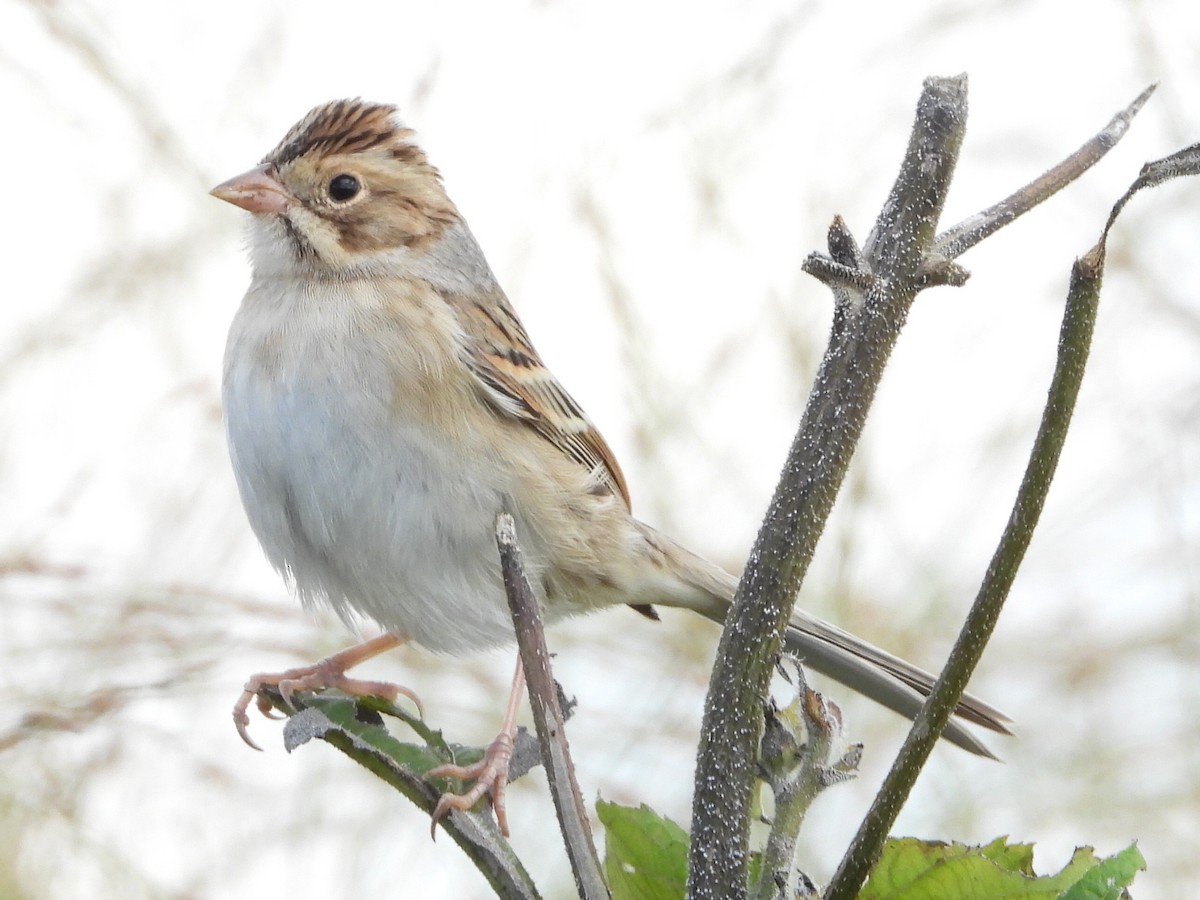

{"left": 267, "top": 99, "right": 404, "bottom": 167}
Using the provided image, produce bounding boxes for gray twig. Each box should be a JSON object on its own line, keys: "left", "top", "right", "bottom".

{"left": 687, "top": 73, "right": 971, "bottom": 900}
{"left": 495, "top": 512, "right": 609, "bottom": 900}
{"left": 686, "top": 74, "right": 1148, "bottom": 900}
{"left": 933, "top": 85, "right": 1156, "bottom": 261}
{"left": 825, "top": 125, "right": 1200, "bottom": 900}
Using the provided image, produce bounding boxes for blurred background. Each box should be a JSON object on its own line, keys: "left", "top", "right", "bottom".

{"left": 2, "top": 0, "right": 1197, "bottom": 897}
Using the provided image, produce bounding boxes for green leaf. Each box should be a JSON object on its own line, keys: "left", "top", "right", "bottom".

{"left": 978, "top": 835, "right": 1035, "bottom": 875}
{"left": 597, "top": 799, "right": 689, "bottom": 900}
{"left": 1060, "top": 843, "right": 1146, "bottom": 900}
{"left": 284, "top": 693, "right": 454, "bottom": 774}
{"left": 861, "top": 837, "right": 1146, "bottom": 899}
{"left": 256, "top": 687, "right": 540, "bottom": 898}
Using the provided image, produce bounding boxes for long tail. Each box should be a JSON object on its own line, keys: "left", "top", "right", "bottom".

{"left": 637, "top": 523, "right": 1013, "bottom": 758}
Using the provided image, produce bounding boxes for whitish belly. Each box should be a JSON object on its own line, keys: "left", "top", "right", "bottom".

{"left": 224, "top": 368, "right": 531, "bottom": 654}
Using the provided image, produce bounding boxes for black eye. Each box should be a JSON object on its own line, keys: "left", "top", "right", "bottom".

{"left": 328, "top": 173, "right": 361, "bottom": 202}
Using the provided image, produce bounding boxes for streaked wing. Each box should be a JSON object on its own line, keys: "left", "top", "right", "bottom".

{"left": 441, "top": 287, "right": 632, "bottom": 509}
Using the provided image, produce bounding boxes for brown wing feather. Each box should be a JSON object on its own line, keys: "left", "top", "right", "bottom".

{"left": 440, "top": 288, "right": 632, "bottom": 510}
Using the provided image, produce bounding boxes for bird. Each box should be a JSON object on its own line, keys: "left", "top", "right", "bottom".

{"left": 210, "top": 98, "right": 1011, "bottom": 836}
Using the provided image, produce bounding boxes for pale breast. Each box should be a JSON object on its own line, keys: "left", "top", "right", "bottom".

{"left": 222, "top": 277, "right": 530, "bottom": 652}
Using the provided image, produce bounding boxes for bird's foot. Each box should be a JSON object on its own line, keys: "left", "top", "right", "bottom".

{"left": 428, "top": 730, "right": 515, "bottom": 837}
{"left": 232, "top": 634, "right": 417, "bottom": 749}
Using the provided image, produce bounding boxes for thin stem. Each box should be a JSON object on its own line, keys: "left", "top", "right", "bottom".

{"left": 934, "top": 85, "right": 1155, "bottom": 261}
{"left": 824, "top": 243, "right": 1104, "bottom": 900}
{"left": 495, "top": 512, "right": 609, "bottom": 900}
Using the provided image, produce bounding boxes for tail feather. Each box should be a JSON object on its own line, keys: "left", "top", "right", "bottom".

{"left": 785, "top": 612, "right": 1012, "bottom": 759}
{"left": 637, "top": 522, "right": 1011, "bottom": 758}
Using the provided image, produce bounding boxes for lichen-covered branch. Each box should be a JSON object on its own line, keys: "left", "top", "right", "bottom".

{"left": 824, "top": 132, "right": 1200, "bottom": 900}
{"left": 686, "top": 74, "right": 1149, "bottom": 900}
{"left": 686, "top": 75, "right": 970, "bottom": 900}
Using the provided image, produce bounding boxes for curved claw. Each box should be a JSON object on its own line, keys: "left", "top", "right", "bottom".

{"left": 427, "top": 732, "right": 515, "bottom": 838}
{"left": 230, "top": 635, "right": 417, "bottom": 753}
{"left": 278, "top": 681, "right": 300, "bottom": 712}
{"left": 233, "top": 691, "right": 264, "bottom": 751}
{"left": 394, "top": 685, "right": 426, "bottom": 720}
{"left": 254, "top": 691, "right": 285, "bottom": 720}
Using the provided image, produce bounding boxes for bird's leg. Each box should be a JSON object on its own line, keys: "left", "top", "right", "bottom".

{"left": 428, "top": 655, "right": 526, "bottom": 837}
{"left": 233, "top": 632, "right": 420, "bottom": 749}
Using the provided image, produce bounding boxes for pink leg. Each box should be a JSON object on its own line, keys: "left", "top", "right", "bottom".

{"left": 428, "top": 656, "right": 526, "bottom": 837}
{"left": 233, "top": 633, "right": 421, "bottom": 750}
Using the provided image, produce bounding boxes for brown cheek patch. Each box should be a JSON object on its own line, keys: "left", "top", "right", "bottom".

{"left": 333, "top": 176, "right": 460, "bottom": 253}
{"left": 266, "top": 104, "right": 460, "bottom": 256}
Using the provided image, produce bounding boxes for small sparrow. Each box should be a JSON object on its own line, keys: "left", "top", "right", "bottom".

{"left": 211, "top": 99, "right": 1010, "bottom": 835}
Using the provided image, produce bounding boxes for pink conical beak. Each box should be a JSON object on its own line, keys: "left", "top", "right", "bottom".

{"left": 210, "top": 165, "right": 293, "bottom": 214}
